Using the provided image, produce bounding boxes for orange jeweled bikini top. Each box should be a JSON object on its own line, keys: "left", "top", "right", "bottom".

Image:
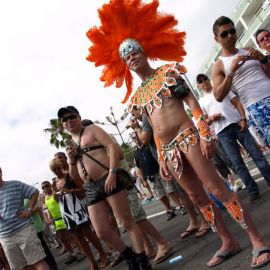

{"left": 128, "top": 63, "right": 186, "bottom": 115}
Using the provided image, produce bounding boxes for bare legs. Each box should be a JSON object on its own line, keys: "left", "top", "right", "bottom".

{"left": 167, "top": 142, "right": 269, "bottom": 266}
{"left": 137, "top": 219, "right": 170, "bottom": 261}
{"left": 80, "top": 224, "right": 108, "bottom": 267}
{"left": 88, "top": 190, "right": 144, "bottom": 254}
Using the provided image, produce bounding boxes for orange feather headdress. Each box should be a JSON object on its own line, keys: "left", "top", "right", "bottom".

{"left": 86, "top": 0, "right": 186, "bottom": 103}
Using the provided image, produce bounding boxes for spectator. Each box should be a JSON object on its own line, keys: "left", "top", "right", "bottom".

{"left": 49, "top": 158, "right": 109, "bottom": 269}
{"left": 24, "top": 199, "right": 58, "bottom": 270}
{"left": 0, "top": 167, "right": 49, "bottom": 270}
{"left": 58, "top": 105, "right": 151, "bottom": 269}
{"left": 197, "top": 73, "right": 270, "bottom": 203}
{"left": 211, "top": 16, "right": 270, "bottom": 147}
{"left": 255, "top": 29, "right": 270, "bottom": 55}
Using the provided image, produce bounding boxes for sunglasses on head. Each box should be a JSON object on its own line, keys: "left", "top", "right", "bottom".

{"left": 42, "top": 184, "right": 50, "bottom": 189}
{"left": 61, "top": 114, "right": 78, "bottom": 123}
{"left": 220, "top": 28, "right": 236, "bottom": 38}
{"left": 197, "top": 78, "right": 208, "bottom": 84}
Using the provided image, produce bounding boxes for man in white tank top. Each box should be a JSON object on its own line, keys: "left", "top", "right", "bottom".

{"left": 211, "top": 16, "right": 270, "bottom": 147}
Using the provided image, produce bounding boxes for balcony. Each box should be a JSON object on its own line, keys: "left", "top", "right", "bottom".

{"left": 237, "top": 5, "right": 270, "bottom": 47}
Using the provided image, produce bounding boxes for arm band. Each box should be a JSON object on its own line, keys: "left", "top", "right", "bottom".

{"left": 192, "top": 108, "right": 212, "bottom": 141}
{"left": 154, "top": 135, "right": 164, "bottom": 161}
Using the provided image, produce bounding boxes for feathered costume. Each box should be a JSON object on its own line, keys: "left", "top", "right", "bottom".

{"left": 86, "top": 0, "right": 248, "bottom": 233}
{"left": 86, "top": 0, "right": 186, "bottom": 103}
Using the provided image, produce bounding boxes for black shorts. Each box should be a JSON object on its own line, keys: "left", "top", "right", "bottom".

{"left": 84, "top": 173, "right": 124, "bottom": 206}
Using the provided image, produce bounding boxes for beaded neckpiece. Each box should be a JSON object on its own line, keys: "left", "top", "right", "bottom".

{"left": 128, "top": 63, "right": 186, "bottom": 114}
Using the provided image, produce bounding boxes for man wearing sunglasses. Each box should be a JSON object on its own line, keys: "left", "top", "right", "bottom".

{"left": 211, "top": 16, "right": 270, "bottom": 148}
{"left": 57, "top": 105, "right": 152, "bottom": 269}
{"left": 0, "top": 167, "right": 49, "bottom": 270}
{"left": 197, "top": 74, "right": 270, "bottom": 204}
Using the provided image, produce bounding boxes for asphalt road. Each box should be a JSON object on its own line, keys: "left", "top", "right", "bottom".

{"left": 54, "top": 154, "right": 270, "bottom": 270}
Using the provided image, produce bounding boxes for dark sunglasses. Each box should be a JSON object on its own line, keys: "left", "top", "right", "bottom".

{"left": 220, "top": 28, "right": 236, "bottom": 38}
{"left": 197, "top": 78, "right": 208, "bottom": 84}
{"left": 42, "top": 184, "right": 50, "bottom": 189}
{"left": 61, "top": 114, "right": 78, "bottom": 123}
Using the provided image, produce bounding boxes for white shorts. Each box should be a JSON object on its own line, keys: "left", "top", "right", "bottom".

{"left": 0, "top": 224, "right": 46, "bottom": 270}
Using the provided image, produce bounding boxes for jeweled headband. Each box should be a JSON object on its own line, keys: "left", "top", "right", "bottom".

{"left": 119, "top": 38, "right": 144, "bottom": 61}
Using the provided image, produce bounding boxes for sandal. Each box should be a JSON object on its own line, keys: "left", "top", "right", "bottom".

{"left": 195, "top": 227, "right": 211, "bottom": 238}
{"left": 153, "top": 246, "right": 173, "bottom": 264}
{"left": 251, "top": 247, "right": 270, "bottom": 269}
{"left": 207, "top": 247, "right": 241, "bottom": 268}
{"left": 180, "top": 228, "right": 198, "bottom": 239}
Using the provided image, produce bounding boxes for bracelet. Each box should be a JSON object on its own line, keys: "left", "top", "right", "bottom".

{"left": 109, "top": 168, "right": 117, "bottom": 174}
{"left": 241, "top": 118, "right": 247, "bottom": 121}
{"left": 260, "top": 55, "right": 269, "bottom": 64}
{"left": 226, "top": 71, "right": 235, "bottom": 78}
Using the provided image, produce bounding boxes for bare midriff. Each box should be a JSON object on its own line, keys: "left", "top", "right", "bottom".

{"left": 149, "top": 96, "right": 194, "bottom": 145}
{"left": 76, "top": 148, "right": 110, "bottom": 183}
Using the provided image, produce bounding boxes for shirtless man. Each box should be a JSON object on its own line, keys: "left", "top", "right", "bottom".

{"left": 86, "top": 1, "right": 270, "bottom": 267}
{"left": 122, "top": 46, "right": 270, "bottom": 268}
{"left": 57, "top": 106, "right": 151, "bottom": 270}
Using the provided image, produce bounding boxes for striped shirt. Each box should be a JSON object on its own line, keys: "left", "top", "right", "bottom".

{"left": 0, "top": 180, "right": 38, "bottom": 238}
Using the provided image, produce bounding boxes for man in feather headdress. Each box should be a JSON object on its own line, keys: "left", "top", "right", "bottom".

{"left": 87, "top": 0, "right": 270, "bottom": 268}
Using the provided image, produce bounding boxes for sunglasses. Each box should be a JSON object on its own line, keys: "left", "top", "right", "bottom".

{"left": 220, "top": 28, "right": 236, "bottom": 38}
{"left": 42, "top": 184, "right": 50, "bottom": 189}
{"left": 61, "top": 114, "right": 78, "bottom": 123}
{"left": 197, "top": 78, "right": 208, "bottom": 84}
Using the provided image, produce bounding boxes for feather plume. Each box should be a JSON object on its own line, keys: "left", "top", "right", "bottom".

{"left": 86, "top": 0, "right": 186, "bottom": 103}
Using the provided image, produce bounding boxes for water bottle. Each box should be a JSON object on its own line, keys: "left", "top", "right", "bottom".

{"left": 169, "top": 255, "right": 183, "bottom": 264}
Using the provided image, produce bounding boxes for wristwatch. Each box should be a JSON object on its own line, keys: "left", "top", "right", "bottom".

{"left": 109, "top": 168, "right": 117, "bottom": 174}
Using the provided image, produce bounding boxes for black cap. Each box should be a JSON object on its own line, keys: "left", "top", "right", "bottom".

{"left": 57, "top": 106, "right": 80, "bottom": 118}
{"left": 196, "top": 74, "right": 209, "bottom": 83}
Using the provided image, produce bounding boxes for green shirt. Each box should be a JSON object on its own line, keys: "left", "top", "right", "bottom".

{"left": 24, "top": 199, "right": 44, "bottom": 233}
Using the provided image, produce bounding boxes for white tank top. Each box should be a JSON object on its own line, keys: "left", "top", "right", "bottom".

{"left": 219, "top": 48, "right": 270, "bottom": 108}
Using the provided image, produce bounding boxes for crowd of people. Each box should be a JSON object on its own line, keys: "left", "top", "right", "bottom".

{"left": 1, "top": 1, "right": 270, "bottom": 269}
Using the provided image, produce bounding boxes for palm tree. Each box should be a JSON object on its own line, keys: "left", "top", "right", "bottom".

{"left": 43, "top": 118, "right": 72, "bottom": 149}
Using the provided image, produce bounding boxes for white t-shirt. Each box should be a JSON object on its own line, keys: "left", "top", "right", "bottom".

{"left": 219, "top": 48, "right": 270, "bottom": 108}
{"left": 199, "top": 91, "right": 241, "bottom": 135}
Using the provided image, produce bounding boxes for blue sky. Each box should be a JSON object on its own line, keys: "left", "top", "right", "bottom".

{"left": 0, "top": 0, "right": 239, "bottom": 187}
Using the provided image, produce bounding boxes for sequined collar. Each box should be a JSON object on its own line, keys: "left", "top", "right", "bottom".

{"left": 128, "top": 63, "right": 186, "bottom": 114}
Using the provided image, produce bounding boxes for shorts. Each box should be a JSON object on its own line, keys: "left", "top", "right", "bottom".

{"left": 54, "top": 217, "right": 67, "bottom": 231}
{"left": 84, "top": 173, "right": 124, "bottom": 206}
{"left": 126, "top": 188, "right": 147, "bottom": 222}
{"left": 0, "top": 224, "right": 46, "bottom": 270}
{"left": 247, "top": 96, "right": 270, "bottom": 147}
{"left": 148, "top": 173, "right": 182, "bottom": 200}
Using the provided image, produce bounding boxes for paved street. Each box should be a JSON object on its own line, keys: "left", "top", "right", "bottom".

{"left": 54, "top": 153, "right": 270, "bottom": 270}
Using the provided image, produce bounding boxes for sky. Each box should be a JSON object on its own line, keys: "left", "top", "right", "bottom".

{"left": 0, "top": 0, "right": 239, "bottom": 187}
